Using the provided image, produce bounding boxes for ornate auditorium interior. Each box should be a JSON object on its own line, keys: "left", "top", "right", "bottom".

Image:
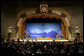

{"left": 1, "top": 1, "right": 83, "bottom": 56}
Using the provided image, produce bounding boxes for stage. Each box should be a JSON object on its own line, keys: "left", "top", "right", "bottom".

{"left": 9, "top": 37, "right": 75, "bottom": 42}
{"left": 14, "top": 39, "right": 69, "bottom": 42}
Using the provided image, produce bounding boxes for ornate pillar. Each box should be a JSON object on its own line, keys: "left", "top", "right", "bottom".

{"left": 22, "top": 22, "right": 25, "bottom": 38}
{"left": 61, "top": 22, "right": 65, "bottom": 38}
{"left": 61, "top": 18, "right": 68, "bottom": 39}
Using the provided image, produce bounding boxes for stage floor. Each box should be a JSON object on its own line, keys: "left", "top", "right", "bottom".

{"left": 14, "top": 39, "right": 71, "bottom": 42}
{"left": 10, "top": 38, "right": 74, "bottom": 42}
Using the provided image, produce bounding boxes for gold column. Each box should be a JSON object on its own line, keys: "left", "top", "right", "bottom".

{"left": 22, "top": 22, "right": 25, "bottom": 38}
{"left": 61, "top": 22, "right": 65, "bottom": 38}
{"left": 61, "top": 18, "right": 68, "bottom": 39}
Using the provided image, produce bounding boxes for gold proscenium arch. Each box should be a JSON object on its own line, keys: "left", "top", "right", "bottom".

{"left": 19, "top": 14, "right": 68, "bottom": 39}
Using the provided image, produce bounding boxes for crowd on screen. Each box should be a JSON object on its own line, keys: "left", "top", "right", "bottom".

{"left": 1, "top": 39, "right": 83, "bottom": 56}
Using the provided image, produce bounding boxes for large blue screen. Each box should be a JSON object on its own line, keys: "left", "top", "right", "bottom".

{"left": 25, "top": 23, "right": 62, "bottom": 39}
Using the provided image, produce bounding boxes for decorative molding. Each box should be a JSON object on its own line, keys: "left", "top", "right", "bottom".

{"left": 52, "top": 10, "right": 61, "bottom": 15}
{"left": 61, "top": 13, "right": 66, "bottom": 18}
{"left": 20, "top": 13, "right": 27, "bottom": 18}
{"left": 65, "top": 17, "right": 70, "bottom": 26}
{"left": 40, "top": 2, "right": 48, "bottom": 14}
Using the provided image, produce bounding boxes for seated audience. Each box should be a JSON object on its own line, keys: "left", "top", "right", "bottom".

{"left": 1, "top": 40, "right": 83, "bottom": 56}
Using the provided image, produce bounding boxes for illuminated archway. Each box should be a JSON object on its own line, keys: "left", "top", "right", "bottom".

{"left": 15, "top": 7, "right": 72, "bottom": 39}
{"left": 18, "top": 14, "right": 68, "bottom": 39}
